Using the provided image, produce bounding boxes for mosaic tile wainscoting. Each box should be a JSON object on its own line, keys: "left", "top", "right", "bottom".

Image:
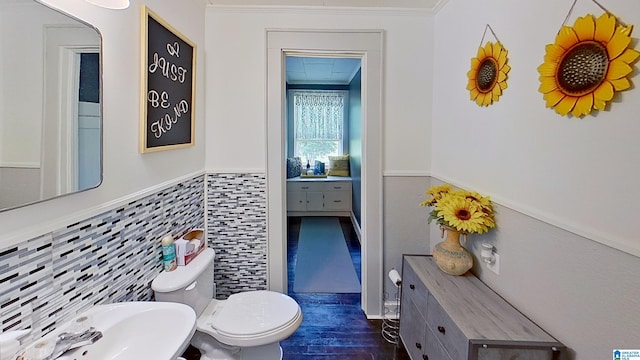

{"left": 0, "top": 175, "right": 204, "bottom": 344}
{"left": 206, "top": 173, "right": 267, "bottom": 299}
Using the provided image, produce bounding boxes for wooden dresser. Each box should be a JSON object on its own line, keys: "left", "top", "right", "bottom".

{"left": 400, "top": 255, "right": 566, "bottom": 360}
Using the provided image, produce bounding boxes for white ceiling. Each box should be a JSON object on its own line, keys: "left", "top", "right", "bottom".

{"left": 286, "top": 56, "right": 361, "bottom": 85}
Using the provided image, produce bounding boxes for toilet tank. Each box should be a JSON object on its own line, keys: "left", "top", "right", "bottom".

{"left": 151, "top": 248, "right": 215, "bottom": 316}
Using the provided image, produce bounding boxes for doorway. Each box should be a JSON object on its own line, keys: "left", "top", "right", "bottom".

{"left": 266, "top": 29, "right": 384, "bottom": 318}
{"left": 284, "top": 56, "right": 362, "bottom": 295}
{"left": 41, "top": 26, "right": 101, "bottom": 198}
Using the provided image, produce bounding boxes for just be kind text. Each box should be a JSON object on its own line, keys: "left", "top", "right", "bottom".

{"left": 147, "top": 50, "right": 190, "bottom": 139}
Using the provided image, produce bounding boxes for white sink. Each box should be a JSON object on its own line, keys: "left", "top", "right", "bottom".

{"left": 24, "top": 302, "right": 196, "bottom": 360}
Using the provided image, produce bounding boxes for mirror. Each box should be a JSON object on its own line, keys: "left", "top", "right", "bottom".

{"left": 0, "top": 0, "right": 102, "bottom": 211}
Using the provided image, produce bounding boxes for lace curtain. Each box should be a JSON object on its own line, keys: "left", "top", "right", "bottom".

{"left": 293, "top": 91, "right": 344, "bottom": 141}
{"left": 292, "top": 90, "right": 346, "bottom": 163}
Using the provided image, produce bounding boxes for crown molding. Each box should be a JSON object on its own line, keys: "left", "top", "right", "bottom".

{"left": 208, "top": 0, "right": 444, "bottom": 8}
{"left": 208, "top": 3, "right": 435, "bottom": 16}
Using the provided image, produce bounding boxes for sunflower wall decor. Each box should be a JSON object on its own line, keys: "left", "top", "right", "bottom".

{"left": 467, "top": 38, "right": 511, "bottom": 107}
{"left": 538, "top": 12, "right": 640, "bottom": 117}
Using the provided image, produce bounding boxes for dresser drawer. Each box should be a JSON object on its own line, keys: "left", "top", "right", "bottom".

{"left": 400, "top": 293, "right": 427, "bottom": 360}
{"left": 323, "top": 191, "right": 351, "bottom": 210}
{"left": 402, "top": 261, "right": 429, "bottom": 319}
{"left": 287, "top": 182, "right": 320, "bottom": 192}
{"left": 322, "top": 182, "right": 350, "bottom": 191}
{"left": 477, "top": 346, "right": 560, "bottom": 360}
{"left": 427, "top": 293, "right": 468, "bottom": 360}
{"left": 425, "top": 324, "right": 453, "bottom": 360}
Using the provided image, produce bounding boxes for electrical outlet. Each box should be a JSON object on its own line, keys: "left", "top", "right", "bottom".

{"left": 487, "top": 253, "right": 500, "bottom": 275}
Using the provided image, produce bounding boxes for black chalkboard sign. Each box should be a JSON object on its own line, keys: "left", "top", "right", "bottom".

{"left": 140, "top": 7, "right": 196, "bottom": 153}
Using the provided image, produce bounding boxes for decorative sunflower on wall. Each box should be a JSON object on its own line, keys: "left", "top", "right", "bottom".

{"left": 467, "top": 25, "right": 511, "bottom": 107}
{"left": 538, "top": 12, "right": 640, "bottom": 117}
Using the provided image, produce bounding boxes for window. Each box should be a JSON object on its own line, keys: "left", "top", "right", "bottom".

{"left": 292, "top": 90, "right": 347, "bottom": 165}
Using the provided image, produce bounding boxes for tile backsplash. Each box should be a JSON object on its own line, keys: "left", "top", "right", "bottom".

{"left": 0, "top": 175, "right": 205, "bottom": 343}
{"left": 206, "top": 173, "right": 267, "bottom": 298}
{"left": 0, "top": 173, "right": 269, "bottom": 345}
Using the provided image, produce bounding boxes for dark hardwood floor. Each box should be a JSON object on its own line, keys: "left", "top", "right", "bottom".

{"left": 281, "top": 216, "right": 410, "bottom": 360}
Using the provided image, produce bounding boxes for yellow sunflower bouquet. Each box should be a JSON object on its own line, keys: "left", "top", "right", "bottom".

{"left": 419, "top": 184, "right": 496, "bottom": 234}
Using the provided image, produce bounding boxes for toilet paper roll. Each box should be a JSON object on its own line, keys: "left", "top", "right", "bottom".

{"left": 388, "top": 269, "right": 402, "bottom": 287}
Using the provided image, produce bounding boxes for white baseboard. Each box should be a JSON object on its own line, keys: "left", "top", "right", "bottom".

{"left": 350, "top": 211, "right": 361, "bottom": 243}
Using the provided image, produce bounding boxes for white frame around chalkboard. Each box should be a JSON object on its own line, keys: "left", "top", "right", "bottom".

{"left": 140, "top": 6, "right": 196, "bottom": 153}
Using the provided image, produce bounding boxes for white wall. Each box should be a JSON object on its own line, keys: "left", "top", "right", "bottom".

{"left": 205, "top": 6, "right": 434, "bottom": 317}
{"left": 432, "top": 0, "right": 640, "bottom": 257}
{"left": 204, "top": 6, "right": 433, "bottom": 173}
{"left": 0, "top": 0, "right": 206, "bottom": 242}
{"left": 0, "top": 2, "right": 75, "bottom": 166}
{"left": 432, "top": 1, "right": 640, "bottom": 358}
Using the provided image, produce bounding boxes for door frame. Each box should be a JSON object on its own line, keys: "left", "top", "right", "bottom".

{"left": 266, "top": 29, "right": 384, "bottom": 317}
{"left": 41, "top": 25, "right": 101, "bottom": 198}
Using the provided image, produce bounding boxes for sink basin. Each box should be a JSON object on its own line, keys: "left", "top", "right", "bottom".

{"left": 24, "top": 302, "right": 196, "bottom": 360}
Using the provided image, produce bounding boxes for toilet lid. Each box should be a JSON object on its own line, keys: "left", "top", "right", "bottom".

{"left": 210, "top": 291, "right": 300, "bottom": 337}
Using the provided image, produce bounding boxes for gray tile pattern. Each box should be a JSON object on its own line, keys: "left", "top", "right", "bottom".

{"left": 0, "top": 233, "right": 53, "bottom": 338}
{"left": 0, "top": 175, "right": 204, "bottom": 344}
{"left": 206, "top": 173, "right": 268, "bottom": 298}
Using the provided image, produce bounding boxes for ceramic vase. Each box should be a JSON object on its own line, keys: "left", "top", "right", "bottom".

{"left": 433, "top": 226, "right": 473, "bottom": 276}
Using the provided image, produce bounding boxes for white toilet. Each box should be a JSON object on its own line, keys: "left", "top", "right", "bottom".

{"left": 151, "top": 248, "right": 302, "bottom": 360}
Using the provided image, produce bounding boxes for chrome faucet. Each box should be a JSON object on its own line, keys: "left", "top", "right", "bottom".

{"left": 43, "top": 328, "right": 102, "bottom": 360}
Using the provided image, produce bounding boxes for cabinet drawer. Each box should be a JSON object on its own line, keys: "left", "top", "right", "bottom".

{"left": 323, "top": 191, "right": 351, "bottom": 210}
{"left": 425, "top": 325, "right": 453, "bottom": 360}
{"left": 427, "top": 293, "right": 468, "bottom": 360}
{"left": 323, "top": 182, "right": 350, "bottom": 191}
{"left": 287, "top": 182, "right": 320, "bottom": 192}
{"left": 402, "top": 262, "right": 429, "bottom": 319}
{"left": 400, "top": 294, "right": 427, "bottom": 360}
{"left": 477, "top": 345, "right": 559, "bottom": 360}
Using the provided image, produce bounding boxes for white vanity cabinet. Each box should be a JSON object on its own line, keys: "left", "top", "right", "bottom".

{"left": 400, "top": 255, "right": 566, "bottom": 360}
{"left": 286, "top": 177, "right": 352, "bottom": 216}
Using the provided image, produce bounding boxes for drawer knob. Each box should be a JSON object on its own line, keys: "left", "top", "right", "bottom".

{"left": 415, "top": 342, "right": 422, "bottom": 350}
{"left": 437, "top": 326, "right": 446, "bottom": 334}
{"left": 409, "top": 284, "right": 415, "bottom": 290}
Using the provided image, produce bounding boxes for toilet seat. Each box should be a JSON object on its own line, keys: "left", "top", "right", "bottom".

{"left": 213, "top": 291, "right": 300, "bottom": 336}
{"left": 197, "top": 291, "right": 302, "bottom": 347}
